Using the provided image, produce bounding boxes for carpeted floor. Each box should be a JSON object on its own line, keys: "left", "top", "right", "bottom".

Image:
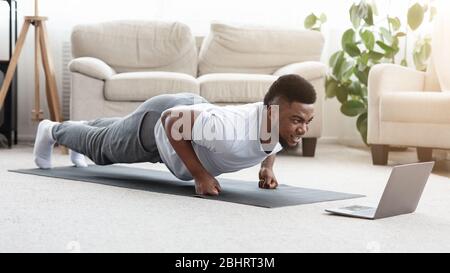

{"left": 1, "top": 142, "right": 449, "bottom": 253}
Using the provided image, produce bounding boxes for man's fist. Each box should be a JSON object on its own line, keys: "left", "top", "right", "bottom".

{"left": 258, "top": 167, "right": 278, "bottom": 189}
{"left": 194, "top": 175, "right": 222, "bottom": 196}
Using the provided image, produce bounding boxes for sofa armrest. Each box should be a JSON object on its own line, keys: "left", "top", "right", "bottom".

{"left": 273, "top": 61, "right": 327, "bottom": 81}
{"left": 69, "top": 57, "right": 116, "bottom": 80}
{"left": 368, "top": 64, "right": 426, "bottom": 144}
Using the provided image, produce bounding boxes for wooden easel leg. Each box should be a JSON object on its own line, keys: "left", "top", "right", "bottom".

{"left": 32, "top": 21, "right": 43, "bottom": 121}
{"left": 38, "top": 22, "right": 62, "bottom": 122}
{"left": 39, "top": 36, "right": 55, "bottom": 121}
{"left": 39, "top": 22, "right": 68, "bottom": 155}
{"left": 0, "top": 21, "right": 31, "bottom": 108}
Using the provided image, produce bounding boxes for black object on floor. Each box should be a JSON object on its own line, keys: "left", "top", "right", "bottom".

{"left": 10, "top": 165, "right": 364, "bottom": 208}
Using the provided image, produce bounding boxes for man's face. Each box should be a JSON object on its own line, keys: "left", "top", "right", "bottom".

{"left": 271, "top": 101, "right": 315, "bottom": 149}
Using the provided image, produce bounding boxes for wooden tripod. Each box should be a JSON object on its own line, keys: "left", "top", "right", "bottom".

{"left": 0, "top": 1, "right": 62, "bottom": 122}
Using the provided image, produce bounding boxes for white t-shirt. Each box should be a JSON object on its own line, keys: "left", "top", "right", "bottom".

{"left": 153, "top": 102, "right": 283, "bottom": 181}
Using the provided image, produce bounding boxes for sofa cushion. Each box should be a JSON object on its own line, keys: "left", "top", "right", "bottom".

{"left": 198, "top": 73, "right": 277, "bottom": 103}
{"left": 105, "top": 72, "right": 199, "bottom": 101}
{"left": 71, "top": 21, "right": 198, "bottom": 76}
{"left": 198, "top": 22, "right": 324, "bottom": 76}
{"left": 380, "top": 92, "right": 450, "bottom": 124}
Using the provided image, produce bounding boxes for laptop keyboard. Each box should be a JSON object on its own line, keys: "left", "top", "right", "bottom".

{"left": 343, "top": 205, "right": 374, "bottom": 211}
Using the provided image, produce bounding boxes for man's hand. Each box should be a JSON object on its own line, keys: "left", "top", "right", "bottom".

{"left": 194, "top": 173, "right": 222, "bottom": 196}
{"left": 258, "top": 167, "right": 278, "bottom": 189}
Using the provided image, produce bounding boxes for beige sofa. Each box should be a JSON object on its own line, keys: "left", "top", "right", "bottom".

{"left": 69, "top": 20, "right": 326, "bottom": 156}
{"left": 368, "top": 13, "right": 450, "bottom": 165}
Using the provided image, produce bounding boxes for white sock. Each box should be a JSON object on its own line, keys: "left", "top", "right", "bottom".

{"left": 70, "top": 149, "right": 88, "bottom": 167}
{"left": 33, "top": 119, "right": 59, "bottom": 169}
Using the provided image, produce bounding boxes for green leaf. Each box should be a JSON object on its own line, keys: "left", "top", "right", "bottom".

{"left": 360, "top": 30, "right": 375, "bottom": 50}
{"left": 368, "top": 51, "right": 384, "bottom": 61}
{"left": 356, "top": 112, "right": 368, "bottom": 145}
{"left": 408, "top": 3, "right": 425, "bottom": 31}
{"left": 350, "top": 4, "right": 361, "bottom": 29}
{"left": 336, "top": 85, "right": 349, "bottom": 104}
{"left": 330, "top": 51, "right": 345, "bottom": 78}
{"left": 395, "top": 32, "right": 406, "bottom": 38}
{"left": 304, "top": 13, "right": 318, "bottom": 29}
{"left": 363, "top": 5, "right": 374, "bottom": 26}
{"left": 341, "top": 62, "right": 355, "bottom": 82}
{"left": 342, "top": 29, "right": 360, "bottom": 57}
{"left": 355, "top": 68, "right": 369, "bottom": 86}
{"left": 359, "top": 52, "right": 370, "bottom": 65}
{"left": 344, "top": 43, "right": 361, "bottom": 57}
{"left": 329, "top": 51, "right": 344, "bottom": 68}
{"left": 388, "top": 17, "right": 401, "bottom": 32}
{"left": 341, "top": 100, "right": 366, "bottom": 117}
{"left": 349, "top": 81, "right": 363, "bottom": 96}
{"left": 413, "top": 52, "right": 427, "bottom": 71}
{"left": 376, "top": 41, "right": 395, "bottom": 57}
{"left": 326, "top": 78, "right": 338, "bottom": 98}
{"left": 319, "top": 13, "right": 327, "bottom": 23}
{"left": 356, "top": 112, "right": 368, "bottom": 134}
{"left": 380, "top": 27, "right": 393, "bottom": 44}
{"left": 422, "top": 41, "right": 432, "bottom": 60}
{"left": 430, "top": 7, "right": 437, "bottom": 22}
{"left": 341, "top": 29, "right": 356, "bottom": 49}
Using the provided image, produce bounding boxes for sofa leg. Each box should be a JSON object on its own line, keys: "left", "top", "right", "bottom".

{"left": 417, "top": 147, "right": 433, "bottom": 162}
{"left": 371, "top": 145, "right": 389, "bottom": 165}
{"left": 302, "top": 138, "right": 317, "bottom": 157}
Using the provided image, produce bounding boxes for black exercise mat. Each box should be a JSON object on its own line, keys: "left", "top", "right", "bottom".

{"left": 10, "top": 165, "right": 364, "bottom": 208}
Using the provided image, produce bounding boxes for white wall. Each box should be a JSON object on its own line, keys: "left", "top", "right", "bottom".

{"left": 0, "top": 0, "right": 435, "bottom": 145}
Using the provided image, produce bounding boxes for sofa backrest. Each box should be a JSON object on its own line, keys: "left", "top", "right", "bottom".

{"left": 198, "top": 22, "right": 324, "bottom": 76}
{"left": 71, "top": 20, "right": 198, "bottom": 76}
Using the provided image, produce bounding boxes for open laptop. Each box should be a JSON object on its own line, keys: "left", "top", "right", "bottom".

{"left": 325, "top": 162, "right": 435, "bottom": 220}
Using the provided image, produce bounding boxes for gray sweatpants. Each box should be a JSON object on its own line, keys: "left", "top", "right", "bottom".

{"left": 52, "top": 93, "right": 208, "bottom": 165}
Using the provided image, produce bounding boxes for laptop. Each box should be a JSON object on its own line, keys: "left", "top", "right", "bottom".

{"left": 325, "top": 162, "right": 435, "bottom": 220}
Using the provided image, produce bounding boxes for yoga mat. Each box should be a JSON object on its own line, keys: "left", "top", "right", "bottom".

{"left": 10, "top": 165, "right": 364, "bottom": 208}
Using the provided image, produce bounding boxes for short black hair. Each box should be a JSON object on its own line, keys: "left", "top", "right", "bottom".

{"left": 263, "top": 74, "right": 316, "bottom": 105}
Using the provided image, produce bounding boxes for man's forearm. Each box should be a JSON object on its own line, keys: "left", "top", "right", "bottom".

{"left": 261, "top": 154, "right": 276, "bottom": 169}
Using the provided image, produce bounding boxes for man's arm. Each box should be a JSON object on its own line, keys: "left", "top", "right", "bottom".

{"left": 259, "top": 154, "right": 278, "bottom": 189}
{"left": 161, "top": 110, "right": 221, "bottom": 196}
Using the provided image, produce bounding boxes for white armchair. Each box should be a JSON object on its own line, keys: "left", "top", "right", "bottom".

{"left": 368, "top": 13, "right": 450, "bottom": 165}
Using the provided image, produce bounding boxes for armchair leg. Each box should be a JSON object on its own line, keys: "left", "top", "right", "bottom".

{"left": 302, "top": 138, "right": 317, "bottom": 157}
{"left": 371, "top": 145, "right": 389, "bottom": 165}
{"left": 417, "top": 147, "right": 433, "bottom": 162}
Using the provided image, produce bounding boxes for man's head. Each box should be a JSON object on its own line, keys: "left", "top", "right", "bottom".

{"left": 264, "top": 74, "right": 316, "bottom": 149}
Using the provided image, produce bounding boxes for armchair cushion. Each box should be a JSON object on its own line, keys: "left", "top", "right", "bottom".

{"left": 198, "top": 73, "right": 276, "bottom": 103}
{"left": 104, "top": 72, "right": 199, "bottom": 101}
{"left": 69, "top": 57, "right": 116, "bottom": 80}
{"left": 368, "top": 64, "right": 426, "bottom": 144}
{"left": 198, "top": 22, "right": 324, "bottom": 76}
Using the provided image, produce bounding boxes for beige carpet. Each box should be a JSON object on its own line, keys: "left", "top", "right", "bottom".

{"left": 0, "top": 142, "right": 449, "bottom": 253}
